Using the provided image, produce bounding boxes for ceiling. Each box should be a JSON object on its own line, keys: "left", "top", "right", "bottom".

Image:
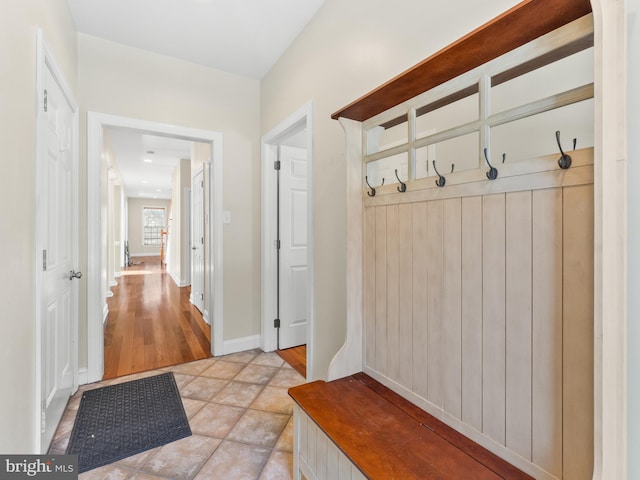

{"left": 107, "top": 128, "right": 193, "bottom": 200}
{"left": 66, "top": 0, "right": 326, "bottom": 79}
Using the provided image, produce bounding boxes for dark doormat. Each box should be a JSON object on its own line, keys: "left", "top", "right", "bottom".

{"left": 66, "top": 372, "right": 191, "bottom": 473}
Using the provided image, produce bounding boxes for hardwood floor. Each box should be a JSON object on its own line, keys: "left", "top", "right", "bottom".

{"left": 103, "top": 256, "right": 211, "bottom": 380}
{"left": 277, "top": 345, "right": 306, "bottom": 377}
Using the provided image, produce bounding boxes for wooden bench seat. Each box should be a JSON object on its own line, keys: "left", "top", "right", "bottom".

{"left": 289, "top": 373, "right": 533, "bottom": 480}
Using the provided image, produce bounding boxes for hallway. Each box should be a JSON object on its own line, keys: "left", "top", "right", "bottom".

{"left": 104, "top": 256, "right": 211, "bottom": 379}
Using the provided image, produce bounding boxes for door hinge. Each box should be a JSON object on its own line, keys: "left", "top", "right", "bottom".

{"left": 201, "top": 236, "right": 204, "bottom": 245}
{"left": 43, "top": 89, "right": 48, "bottom": 112}
{"left": 274, "top": 160, "right": 281, "bottom": 171}
{"left": 275, "top": 240, "right": 281, "bottom": 250}
{"left": 201, "top": 293, "right": 204, "bottom": 300}
{"left": 274, "top": 318, "right": 281, "bottom": 329}
{"left": 42, "top": 250, "right": 47, "bottom": 271}
{"left": 41, "top": 411, "right": 46, "bottom": 433}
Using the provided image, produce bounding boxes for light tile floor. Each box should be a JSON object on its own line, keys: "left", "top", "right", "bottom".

{"left": 48, "top": 349, "right": 306, "bottom": 480}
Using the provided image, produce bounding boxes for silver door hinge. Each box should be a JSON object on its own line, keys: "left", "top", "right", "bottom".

{"left": 274, "top": 318, "right": 281, "bottom": 328}
{"left": 42, "top": 250, "right": 47, "bottom": 271}
{"left": 275, "top": 240, "right": 281, "bottom": 250}
{"left": 201, "top": 236, "right": 204, "bottom": 244}
{"left": 201, "top": 293, "right": 204, "bottom": 300}
{"left": 274, "top": 160, "right": 281, "bottom": 171}
{"left": 43, "top": 89, "right": 48, "bottom": 112}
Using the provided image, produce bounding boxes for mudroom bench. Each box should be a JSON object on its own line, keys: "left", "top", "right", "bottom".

{"left": 289, "top": 373, "right": 532, "bottom": 480}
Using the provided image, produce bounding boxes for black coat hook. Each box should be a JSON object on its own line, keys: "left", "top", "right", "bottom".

{"left": 432, "top": 160, "right": 454, "bottom": 187}
{"left": 555, "top": 130, "right": 575, "bottom": 169}
{"left": 483, "top": 148, "right": 503, "bottom": 180}
{"left": 395, "top": 169, "right": 407, "bottom": 193}
{"left": 365, "top": 176, "right": 384, "bottom": 197}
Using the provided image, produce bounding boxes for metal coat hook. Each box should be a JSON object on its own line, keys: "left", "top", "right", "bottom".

{"left": 432, "top": 160, "right": 454, "bottom": 188}
{"left": 395, "top": 169, "right": 407, "bottom": 193}
{"left": 483, "top": 148, "right": 503, "bottom": 180}
{"left": 365, "top": 176, "right": 384, "bottom": 197}
{"left": 555, "top": 130, "right": 575, "bottom": 170}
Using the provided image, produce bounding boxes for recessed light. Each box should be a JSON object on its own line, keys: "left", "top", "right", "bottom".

{"left": 143, "top": 158, "right": 152, "bottom": 163}
{"left": 142, "top": 180, "right": 149, "bottom": 184}
{"left": 156, "top": 189, "right": 161, "bottom": 192}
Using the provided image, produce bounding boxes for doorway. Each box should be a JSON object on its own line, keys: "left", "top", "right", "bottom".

{"left": 87, "top": 113, "right": 224, "bottom": 383}
{"left": 262, "top": 102, "right": 314, "bottom": 378}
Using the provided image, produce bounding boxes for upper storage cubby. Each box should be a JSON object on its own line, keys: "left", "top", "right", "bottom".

{"left": 334, "top": 0, "right": 594, "bottom": 194}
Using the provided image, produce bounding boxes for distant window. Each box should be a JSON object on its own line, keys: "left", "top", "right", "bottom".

{"left": 143, "top": 207, "right": 165, "bottom": 246}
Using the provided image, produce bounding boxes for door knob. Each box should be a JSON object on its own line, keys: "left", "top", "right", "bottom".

{"left": 69, "top": 270, "right": 83, "bottom": 280}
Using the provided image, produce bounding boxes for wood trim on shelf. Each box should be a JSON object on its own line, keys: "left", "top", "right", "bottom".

{"left": 331, "top": 0, "right": 592, "bottom": 122}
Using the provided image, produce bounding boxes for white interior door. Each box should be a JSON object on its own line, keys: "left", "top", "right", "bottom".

{"left": 191, "top": 167, "right": 205, "bottom": 314}
{"left": 279, "top": 145, "right": 308, "bottom": 349}
{"left": 40, "top": 64, "right": 78, "bottom": 449}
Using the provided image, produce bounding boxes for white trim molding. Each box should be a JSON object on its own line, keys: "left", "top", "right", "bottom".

{"left": 87, "top": 113, "right": 224, "bottom": 384}
{"left": 261, "top": 101, "right": 314, "bottom": 379}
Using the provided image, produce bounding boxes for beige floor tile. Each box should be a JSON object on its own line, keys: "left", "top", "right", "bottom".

{"left": 115, "top": 448, "right": 159, "bottom": 469}
{"left": 173, "top": 372, "right": 197, "bottom": 390}
{"left": 251, "top": 387, "right": 293, "bottom": 415}
{"left": 259, "top": 451, "right": 294, "bottom": 480}
{"left": 219, "top": 349, "right": 261, "bottom": 364}
{"left": 79, "top": 465, "right": 133, "bottom": 480}
{"left": 227, "top": 409, "right": 290, "bottom": 448}
{"left": 140, "top": 434, "right": 221, "bottom": 480}
{"left": 181, "top": 397, "right": 207, "bottom": 419}
{"left": 164, "top": 358, "right": 216, "bottom": 376}
{"left": 275, "top": 417, "right": 294, "bottom": 453}
{"left": 127, "top": 473, "right": 171, "bottom": 480}
{"left": 251, "top": 352, "right": 285, "bottom": 368}
{"left": 268, "top": 369, "right": 306, "bottom": 389}
{"left": 194, "top": 440, "right": 271, "bottom": 480}
{"left": 190, "top": 403, "right": 246, "bottom": 438}
{"left": 180, "top": 376, "right": 228, "bottom": 401}
{"left": 200, "top": 360, "right": 246, "bottom": 380}
{"left": 235, "top": 365, "right": 279, "bottom": 385}
{"left": 212, "top": 381, "right": 265, "bottom": 408}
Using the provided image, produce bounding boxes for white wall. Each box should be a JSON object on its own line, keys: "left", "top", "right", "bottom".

{"left": 0, "top": 0, "right": 77, "bottom": 454}
{"left": 77, "top": 34, "right": 262, "bottom": 350}
{"left": 261, "top": 0, "right": 521, "bottom": 380}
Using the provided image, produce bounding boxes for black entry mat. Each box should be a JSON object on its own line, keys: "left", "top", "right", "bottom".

{"left": 66, "top": 372, "right": 191, "bottom": 473}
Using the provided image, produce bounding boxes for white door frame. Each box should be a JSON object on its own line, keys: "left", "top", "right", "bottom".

{"left": 261, "top": 101, "right": 314, "bottom": 378}
{"left": 87, "top": 113, "right": 224, "bottom": 383}
{"left": 34, "top": 29, "right": 79, "bottom": 453}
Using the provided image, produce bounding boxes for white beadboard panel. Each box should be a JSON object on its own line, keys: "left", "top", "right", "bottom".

{"left": 443, "top": 197, "right": 462, "bottom": 419}
{"left": 386, "top": 205, "right": 401, "bottom": 382}
{"left": 412, "top": 202, "right": 429, "bottom": 400}
{"left": 532, "top": 188, "right": 563, "bottom": 477}
{"left": 375, "top": 206, "right": 388, "bottom": 377}
{"left": 562, "top": 184, "right": 594, "bottom": 480}
{"left": 364, "top": 207, "right": 376, "bottom": 371}
{"left": 505, "top": 190, "right": 533, "bottom": 460}
{"left": 398, "top": 203, "right": 414, "bottom": 389}
{"left": 360, "top": 162, "right": 593, "bottom": 478}
{"left": 426, "top": 200, "right": 444, "bottom": 408}
{"left": 461, "top": 195, "right": 484, "bottom": 431}
{"left": 482, "top": 193, "right": 507, "bottom": 445}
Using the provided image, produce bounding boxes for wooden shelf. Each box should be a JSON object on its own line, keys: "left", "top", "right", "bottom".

{"left": 331, "top": 0, "right": 592, "bottom": 122}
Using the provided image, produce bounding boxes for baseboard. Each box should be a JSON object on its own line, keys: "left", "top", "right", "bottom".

{"left": 129, "top": 252, "right": 160, "bottom": 257}
{"left": 109, "top": 280, "right": 117, "bottom": 287}
{"left": 168, "top": 270, "right": 188, "bottom": 287}
{"left": 223, "top": 335, "right": 261, "bottom": 355}
{"left": 102, "top": 304, "right": 108, "bottom": 324}
{"left": 203, "top": 309, "right": 210, "bottom": 325}
{"left": 78, "top": 367, "right": 88, "bottom": 386}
